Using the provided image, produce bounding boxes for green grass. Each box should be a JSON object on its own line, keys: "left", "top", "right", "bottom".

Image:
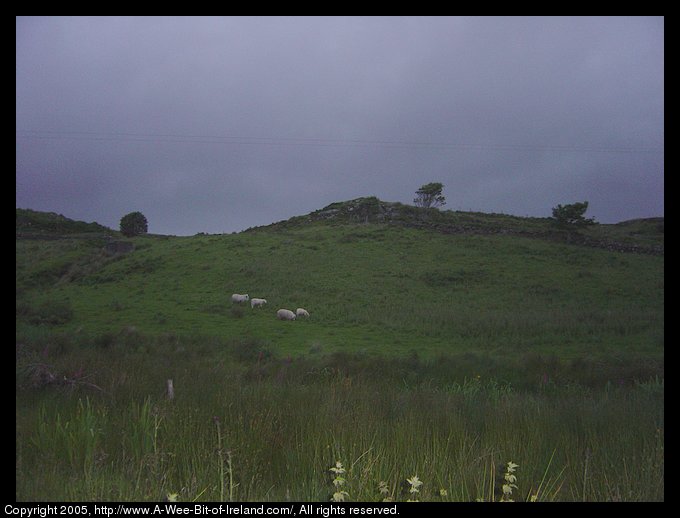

{"left": 15, "top": 337, "right": 664, "bottom": 501}
{"left": 15, "top": 207, "right": 664, "bottom": 501}
{"left": 17, "top": 221, "right": 664, "bottom": 359}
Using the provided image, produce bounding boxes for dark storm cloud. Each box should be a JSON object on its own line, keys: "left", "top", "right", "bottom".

{"left": 16, "top": 16, "right": 663, "bottom": 235}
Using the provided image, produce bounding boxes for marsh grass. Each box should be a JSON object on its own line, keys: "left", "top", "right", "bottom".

{"left": 16, "top": 334, "right": 664, "bottom": 502}
{"left": 30, "top": 397, "right": 105, "bottom": 471}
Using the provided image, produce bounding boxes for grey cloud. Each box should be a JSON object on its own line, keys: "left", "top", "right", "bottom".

{"left": 17, "top": 16, "right": 663, "bottom": 235}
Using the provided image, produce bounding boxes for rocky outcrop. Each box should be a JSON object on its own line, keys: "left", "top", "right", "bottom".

{"left": 256, "top": 197, "right": 663, "bottom": 256}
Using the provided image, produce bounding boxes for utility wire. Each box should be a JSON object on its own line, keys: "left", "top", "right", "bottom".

{"left": 16, "top": 129, "right": 664, "bottom": 154}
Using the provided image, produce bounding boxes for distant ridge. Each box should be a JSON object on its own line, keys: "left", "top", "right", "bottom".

{"left": 249, "top": 197, "right": 664, "bottom": 256}
{"left": 16, "top": 208, "right": 114, "bottom": 237}
{"left": 16, "top": 201, "right": 663, "bottom": 255}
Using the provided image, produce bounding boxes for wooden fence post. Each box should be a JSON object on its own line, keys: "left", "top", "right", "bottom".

{"left": 166, "top": 379, "right": 174, "bottom": 400}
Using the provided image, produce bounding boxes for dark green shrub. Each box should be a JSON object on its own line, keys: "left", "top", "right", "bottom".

{"left": 119, "top": 211, "right": 148, "bottom": 237}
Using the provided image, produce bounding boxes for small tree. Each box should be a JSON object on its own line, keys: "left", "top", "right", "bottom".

{"left": 551, "top": 201, "right": 595, "bottom": 240}
{"left": 120, "top": 211, "right": 148, "bottom": 237}
{"left": 414, "top": 182, "right": 446, "bottom": 209}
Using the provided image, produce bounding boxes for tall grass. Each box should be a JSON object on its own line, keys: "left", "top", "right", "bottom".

{"left": 16, "top": 336, "right": 664, "bottom": 501}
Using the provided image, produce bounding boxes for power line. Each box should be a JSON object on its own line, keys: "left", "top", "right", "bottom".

{"left": 15, "top": 129, "right": 664, "bottom": 154}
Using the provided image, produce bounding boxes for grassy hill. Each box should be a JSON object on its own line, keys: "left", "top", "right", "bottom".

{"left": 15, "top": 202, "right": 664, "bottom": 501}
{"left": 17, "top": 200, "right": 664, "bottom": 361}
{"left": 16, "top": 207, "right": 114, "bottom": 237}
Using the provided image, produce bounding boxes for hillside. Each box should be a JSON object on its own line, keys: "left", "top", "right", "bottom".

{"left": 259, "top": 197, "right": 664, "bottom": 255}
{"left": 15, "top": 204, "right": 665, "bottom": 502}
{"left": 16, "top": 207, "right": 114, "bottom": 238}
{"left": 16, "top": 201, "right": 664, "bottom": 364}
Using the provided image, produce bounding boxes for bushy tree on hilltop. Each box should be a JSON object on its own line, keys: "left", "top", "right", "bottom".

{"left": 551, "top": 201, "right": 596, "bottom": 241}
{"left": 414, "top": 182, "right": 446, "bottom": 209}
{"left": 120, "top": 211, "right": 148, "bottom": 237}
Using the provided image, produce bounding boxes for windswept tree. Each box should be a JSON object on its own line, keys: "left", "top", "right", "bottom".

{"left": 414, "top": 182, "right": 446, "bottom": 209}
{"left": 120, "top": 211, "right": 148, "bottom": 237}
{"left": 551, "top": 201, "right": 595, "bottom": 240}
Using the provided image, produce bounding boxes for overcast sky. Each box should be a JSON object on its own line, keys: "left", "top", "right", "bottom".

{"left": 16, "top": 16, "right": 664, "bottom": 235}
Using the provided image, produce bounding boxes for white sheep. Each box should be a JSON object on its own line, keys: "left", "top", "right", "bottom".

{"left": 231, "top": 293, "right": 249, "bottom": 304}
{"left": 276, "top": 309, "right": 297, "bottom": 321}
{"left": 251, "top": 298, "right": 267, "bottom": 308}
{"left": 296, "top": 308, "right": 310, "bottom": 318}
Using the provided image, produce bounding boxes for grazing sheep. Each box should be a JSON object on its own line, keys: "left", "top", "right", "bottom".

{"left": 276, "top": 309, "right": 297, "bottom": 321}
{"left": 251, "top": 298, "right": 267, "bottom": 308}
{"left": 296, "top": 308, "right": 310, "bottom": 318}
{"left": 231, "top": 293, "right": 249, "bottom": 304}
